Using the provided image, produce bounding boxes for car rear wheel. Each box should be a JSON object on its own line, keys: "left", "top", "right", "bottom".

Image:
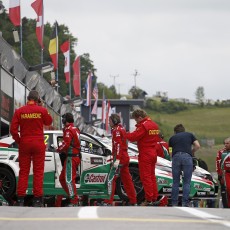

{"left": 116, "top": 166, "right": 145, "bottom": 203}
{"left": 0, "top": 168, "right": 16, "bottom": 199}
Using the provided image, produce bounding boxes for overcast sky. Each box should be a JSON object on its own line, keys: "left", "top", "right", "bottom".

{"left": 5, "top": 0, "right": 230, "bottom": 100}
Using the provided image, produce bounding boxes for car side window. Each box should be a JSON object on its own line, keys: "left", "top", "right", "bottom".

{"left": 44, "top": 134, "right": 53, "bottom": 151}
{"left": 9, "top": 142, "right": 18, "bottom": 149}
{"left": 81, "top": 140, "right": 104, "bottom": 156}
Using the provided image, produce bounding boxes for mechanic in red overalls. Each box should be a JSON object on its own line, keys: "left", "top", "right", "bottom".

{"left": 10, "top": 90, "right": 53, "bottom": 207}
{"left": 216, "top": 137, "right": 230, "bottom": 208}
{"left": 57, "top": 113, "right": 81, "bottom": 207}
{"left": 126, "top": 109, "right": 167, "bottom": 206}
{"left": 103, "top": 114, "right": 137, "bottom": 206}
{"left": 156, "top": 132, "right": 170, "bottom": 160}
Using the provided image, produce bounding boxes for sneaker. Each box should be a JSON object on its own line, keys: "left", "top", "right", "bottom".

{"left": 32, "top": 197, "right": 43, "bottom": 207}
{"left": 151, "top": 200, "right": 160, "bottom": 206}
{"left": 158, "top": 196, "right": 168, "bottom": 206}
{"left": 140, "top": 200, "right": 153, "bottom": 206}
{"left": 99, "top": 202, "right": 112, "bottom": 206}
{"left": 14, "top": 197, "right": 24, "bottom": 207}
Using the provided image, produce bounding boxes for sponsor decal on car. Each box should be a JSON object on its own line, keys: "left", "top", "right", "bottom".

{"left": 194, "top": 183, "right": 203, "bottom": 190}
{"left": 90, "top": 157, "right": 103, "bottom": 165}
{"left": 84, "top": 173, "right": 107, "bottom": 184}
{"left": 157, "top": 178, "right": 169, "bottom": 185}
{"left": 163, "top": 188, "right": 172, "bottom": 192}
{"left": 197, "top": 191, "right": 206, "bottom": 196}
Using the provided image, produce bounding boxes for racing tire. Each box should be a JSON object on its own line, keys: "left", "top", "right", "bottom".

{"left": 0, "top": 167, "right": 16, "bottom": 199}
{"left": 116, "top": 166, "right": 145, "bottom": 203}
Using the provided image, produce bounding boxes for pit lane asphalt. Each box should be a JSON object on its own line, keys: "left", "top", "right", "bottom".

{"left": 1, "top": 206, "right": 230, "bottom": 230}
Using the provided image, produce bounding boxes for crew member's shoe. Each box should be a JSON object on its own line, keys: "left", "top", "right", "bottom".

{"left": 140, "top": 200, "right": 153, "bottom": 206}
{"left": 14, "top": 197, "right": 24, "bottom": 207}
{"left": 158, "top": 196, "right": 168, "bottom": 206}
{"left": 99, "top": 202, "right": 112, "bottom": 206}
{"left": 32, "top": 197, "right": 43, "bottom": 207}
{"left": 151, "top": 200, "right": 160, "bottom": 206}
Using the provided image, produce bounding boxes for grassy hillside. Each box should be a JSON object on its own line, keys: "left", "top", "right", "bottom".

{"left": 146, "top": 107, "right": 230, "bottom": 173}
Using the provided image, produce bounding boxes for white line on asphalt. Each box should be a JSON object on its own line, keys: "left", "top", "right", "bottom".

{"left": 177, "top": 207, "right": 230, "bottom": 228}
{"left": 78, "top": 207, "right": 98, "bottom": 219}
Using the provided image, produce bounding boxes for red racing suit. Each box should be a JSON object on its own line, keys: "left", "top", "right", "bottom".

{"left": 156, "top": 138, "right": 170, "bottom": 160}
{"left": 105, "top": 124, "right": 137, "bottom": 205}
{"left": 57, "top": 123, "right": 81, "bottom": 205}
{"left": 10, "top": 100, "right": 53, "bottom": 198}
{"left": 126, "top": 117, "right": 160, "bottom": 202}
{"left": 216, "top": 149, "right": 230, "bottom": 208}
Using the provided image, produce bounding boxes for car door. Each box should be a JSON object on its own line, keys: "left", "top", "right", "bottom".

{"left": 79, "top": 134, "right": 112, "bottom": 191}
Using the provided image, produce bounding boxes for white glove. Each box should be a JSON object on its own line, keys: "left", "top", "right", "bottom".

{"left": 113, "top": 159, "right": 120, "bottom": 168}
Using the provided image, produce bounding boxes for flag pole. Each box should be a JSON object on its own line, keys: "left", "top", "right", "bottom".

{"left": 69, "top": 38, "right": 71, "bottom": 98}
{"left": 41, "top": 0, "right": 44, "bottom": 75}
{"left": 20, "top": 0, "right": 22, "bottom": 57}
{"left": 89, "top": 71, "right": 92, "bottom": 123}
{"left": 55, "top": 22, "right": 59, "bottom": 92}
{"left": 79, "top": 56, "right": 82, "bottom": 117}
{"left": 79, "top": 56, "right": 81, "bottom": 98}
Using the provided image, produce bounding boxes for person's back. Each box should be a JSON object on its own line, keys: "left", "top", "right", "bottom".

{"left": 12, "top": 102, "right": 52, "bottom": 141}
{"left": 10, "top": 90, "right": 52, "bottom": 207}
{"left": 169, "top": 131, "right": 197, "bottom": 157}
{"left": 169, "top": 124, "right": 200, "bottom": 207}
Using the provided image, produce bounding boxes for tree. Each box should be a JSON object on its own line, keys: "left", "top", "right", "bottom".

{"left": 128, "top": 86, "right": 146, "bottom": 99}
{"left": 0, "top": 13, "right": 120, "bottom": 99}
{"left": 195, "top": 86, "right": 205, "bottom": 106}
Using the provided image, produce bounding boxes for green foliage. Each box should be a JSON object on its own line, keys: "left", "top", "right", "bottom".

{"left": 146, "top": 107, "right": 230, "bottom": 172}
{"left": 147, "top": 107, "right": 230, "bottom": 145}
{"left": 0, "top": 13, "right": 101, "bottom": 97}
{"left": 128, "top": 86, "right": 146, "bottom": 99}
{"left": 195, "top": 86, "right": 205, "bottom": 106}
{"left": 146, "top": 98, "right": 189, "bottom": 114}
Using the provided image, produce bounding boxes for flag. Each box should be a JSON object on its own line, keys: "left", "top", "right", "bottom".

{"left": 106, "top": 100, "right": 111, "bottom": 133}
{"left": 31, "top": 0, "right": 44, "bottom": 48}
{"left": 49, "top": 22, "right": 58, "bottom": 70}
{"left": 9, "top": 0, "right": 20, "bottom": 26}
{"left": 85, "top": 71, "right": 93, "bottom": 106}
{"left": 60, "top": 40, "right": 70, "bottom": 83}
{"left": 92, "top": 82, "right": 98, "bottom": 100}
{"left": 91, "top": 100, "right": 98, "bottom": 115}
{"left": 72, "top": 56, "right": 81, "bottom": 96}
{"left": 102, "top": 90, "right": 106, "bottom": 124}
{"left": 91, "top": 82, "right": 98, "bottom": 115}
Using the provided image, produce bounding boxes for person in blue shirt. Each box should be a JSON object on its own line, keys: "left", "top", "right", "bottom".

{"left": 169, "top": 124, "right": 200, "bottom": 207}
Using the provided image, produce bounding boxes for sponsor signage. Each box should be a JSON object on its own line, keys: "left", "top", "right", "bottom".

{"left": 90, "top": 157, "right": 103, "bottom": 165}
{"left": 84, "top": 173, "right": 107, "bottom": 184}
{"left": 163, "top": 188, "right": 172, "bottom": 192}
{"left": 197, "top": 192, "right": 206, "bottom": 196}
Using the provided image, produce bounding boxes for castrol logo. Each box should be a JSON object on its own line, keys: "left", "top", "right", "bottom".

{"left": 84, "top": 173, "right": 107, "bottom": 184}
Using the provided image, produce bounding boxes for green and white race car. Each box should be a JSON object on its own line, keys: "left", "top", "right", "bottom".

{"left": 0, "top": 130, "right": 218, "bottom": 206}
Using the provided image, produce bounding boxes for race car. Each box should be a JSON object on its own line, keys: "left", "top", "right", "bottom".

{"left": 96, "top": 136, "right": 218, "bottom": 203}
{"left": 0, "top": 130, "right": 218, "bottom": 206}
